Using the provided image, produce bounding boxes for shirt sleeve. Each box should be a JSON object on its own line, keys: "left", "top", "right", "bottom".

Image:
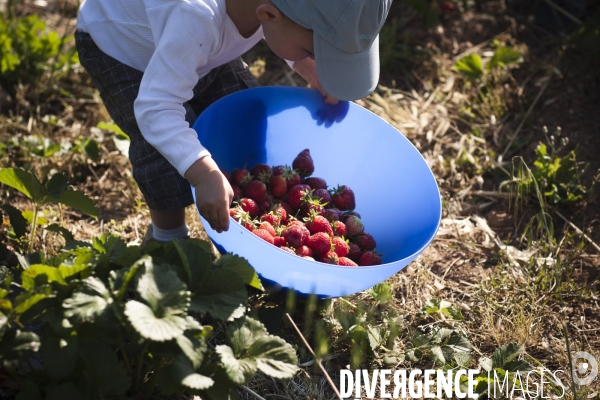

{"left": 134, "top": 4, "right": 218, "bottom": 177}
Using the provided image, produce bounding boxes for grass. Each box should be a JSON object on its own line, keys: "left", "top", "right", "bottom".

{"left": 1, "top": 0, "right": 599, "bottom": 399}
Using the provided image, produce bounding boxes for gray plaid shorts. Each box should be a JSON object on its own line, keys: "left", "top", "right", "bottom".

{"left": 75, "top": 30, "right": 259, "bottom": 210}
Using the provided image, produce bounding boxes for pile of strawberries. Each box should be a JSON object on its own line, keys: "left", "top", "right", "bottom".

{"left": 224, "top": 149, "right": 383, "bottom": 267}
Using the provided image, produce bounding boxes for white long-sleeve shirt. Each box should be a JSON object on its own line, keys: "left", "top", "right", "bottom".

{"left": 76, "top": 0, "right": 264, "bottom": 176}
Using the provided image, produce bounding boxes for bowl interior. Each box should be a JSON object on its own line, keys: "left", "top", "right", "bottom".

{"left": 192, "top": 87, "right": 441, "bottom": 296}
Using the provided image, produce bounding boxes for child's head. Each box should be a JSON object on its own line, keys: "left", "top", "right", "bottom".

{"left": 258, "top": 0, "right": 392, "bottom": 101}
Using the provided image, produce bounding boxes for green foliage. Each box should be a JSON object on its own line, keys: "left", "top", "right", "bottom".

{"left": 0, "top": 13, "right": 69, "bottom": 94}
{"left": 454, "top": 53, "right": 484, "bottom": 81}
{"left": 0, "top": 234, "right": 297, "bottom": 399}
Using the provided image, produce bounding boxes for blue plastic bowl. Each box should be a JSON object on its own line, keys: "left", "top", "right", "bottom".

{"left": 192, "top": 87, "right": 441, "bottom": 298}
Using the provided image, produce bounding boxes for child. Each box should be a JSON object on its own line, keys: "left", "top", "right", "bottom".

{"left": 75, "top": 0, "right": 391, "bottom": 242}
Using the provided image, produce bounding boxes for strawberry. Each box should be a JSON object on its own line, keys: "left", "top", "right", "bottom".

{"left": 250, "top": 163, "right": 272, "bottom": 180}
{"left": 231, "top": 168, "right": 252, "bottom": 187}
{"left": 344, "top": 215, "right": 364, "bottom": 237}
{"left": 331, "top": 236, "right": 349, "bottom": 257}
{"left": 221, "top": 169, "right": 232, "bottom": 184}
{"left": 260, "top": 212, "right": 280, "bottom": 227}
{"left": 230, "top": 206, "right": 255, "bottom": 230}
{"left": 272, "top": 165, "right": 286, "bottom": 176}
{"left": 273, "top": 236, "right": 287, "bottom": 247}
{"left": 358, "top": 251, "right": 382, "bottom": 266}
{"left": 257, "top": 197, "right": 273, "bottom": 213}
{"left": 229, "top": 208, "right": 237, "bottom": 218}
{"left": 324, "top": 208, "right": 343, "bottom": 222}
{"left": 347, "top": 242, "right": 362, "bottom": 261}
{"left": 302, "top": 256, "right": 315, "bottom": 261}
{"left": 332, "top": 220, "right": 346, "bottom": 237}
{"left": 295, "top": 245, "right": 313, "bottom": 257}
{"left": 304, "top": 214, "right": 333, "bottom": 236}
{"left": 441, "top": 1, "right": 454, "bottom": 13}
{"left": 271, "top": 203, "right": 289, "bottom": 222}
{"left": 231, "top": 184, "right": 243, "bottom": 200}
{"left": 304, "top": 176, "right": 327, "bottom": 190}
{"left": 313, "top": 188, "right": 331, "bottom": 205}
{"left": 244, "top": 180, "right": 267, "bottom": 201}
{"left": 281, "top": 166, "right": 302, "bottom": 190}
{"left": 354, "top": 232, "right": 376, "bottom": 251}
{"left": 292, "top": 148, "right": 315, "bottom": 177}
{"left": 322, "top": 251, "right": 339, "bottom": 265}
{"left": 239, "top": 198, "right": 259, "bottom": 217}
{"left": 286, "top": 218, "right": 304, "bottom": 228}
{"left": 331, "top": 185, "right": 356, "bottom": 211}
{"left": 280, "top": 246, "right": 295, "bottom": 254}
{"left": 253, "top": 228, "right": 274, "bottom": 244}
{"left": 258, "top": 221, "right": 275, "bottom": 237}
{"left": 300, "top": 200, "right": 325, "bottom": 218}
{"left": 287, "top": 184, "right": 311, "bottom": 209}
{"left": 269, "top": 175, "right": 287, "bottom": 198}
{"left": 282, "top": 225, "right": 309, "bottom": 248}
{"left": 343, "top": 211, "right": 362, "bottom": 222}
{"left": 306, "top": 232, "right": 331, "bottom": 255}
{"left": 338, "top": 257, "right": 358, "bottom": 267}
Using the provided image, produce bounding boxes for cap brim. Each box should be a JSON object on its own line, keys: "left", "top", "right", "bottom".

{"left": 314, "top": 35, "right": 379, "bottom": 102}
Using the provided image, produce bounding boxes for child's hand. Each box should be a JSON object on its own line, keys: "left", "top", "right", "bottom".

{"left": 185, "top": 156, "right": 233, "bottom": 233}
{"left": 293, "top": 58, "right": 339, "bottom": 105}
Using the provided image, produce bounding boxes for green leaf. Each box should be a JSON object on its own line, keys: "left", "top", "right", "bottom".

{"left": 248, "top": 335, "right": 298, "bottom": 379}
{"left": 176, "top": 331, "right": 207, "bottom": 370}
{"left": 40, "top": 336, "right": 78, "bottom": 380}
{"left": 109, "top": 256, "right": 145, "bottom": 300}
{"left": 191, "top": 268, "right": 247, "bottom": 321}
{"left": 429, "top": 345, "right": 445, "bottom": 365}
{"left": 454, "top": 351, "right": 473, "bottom": 368}
{"left": 157, "top": 355, "right": 214, "bottom": 393}
{"left": 504, "top": 359, "right": 533, "bottom": 372}
{"left": 0, "top": 329, "right": 40, "bottom": 368}
{"left": 216, "top": 345, "right": 257, "bottom": 385}
{"left": 368, "top": 282, "right": 393, "bottom": 304}
{"left": 172, "top": 239, "right": 213, "bottom": 287}
{"left": 487, "top": 47, "right": 520, "bottom": 70}
{"left": 454, "top": 54, "right": 484, "bottom": 81}
{"left": 136, "top": 261, "right": 189, "bottom": 313}
{"left": 215, "top": 253, "right": 262, "bottom": 290}
{"left": 14, "top": 291, "right": 55, "bottom": 315}
{"left": 50, "top": 187, "right": 98, "bottom": 217}
{"left": 0, "top": 168, "right": 47, "bottom": 202}
{"left": 83, "top": 138, "right": 100, "bottom": 161}
{"left": 78, "top": 342, "right": 131, "bottom": 397}
{"left": 227, "top": 316, "right": 267, "bottom": 356}
{"left": 45, "top": 223, "right": 74, "bottom": 243}
{"left": 479, "top": 356, "right": 493, "bottom": 372}
{"left": 44, "top": 382, "right": 87, "bottom": 400}
{"left": 444, "top": 334, "right": 471, "bottom": 352}
{"left": 0, "top": 204, "right": 27, "bottom": 237}
{"left": 21, "top": 262, "right": 91, "bottom": 290}
{"left": 125, "top": 300, "right": 188, "bottom": 342}
{"left": 97, "top": 121, "right": 125, "bottom": 135}
{"left": 63, "top": 277, "right": 111, "bottom": 323}
{"left": 45, "top": 172, "right": 68, "bottom": 198}
{"left": 492, "top": 342, "right": 523, "bottom": 369}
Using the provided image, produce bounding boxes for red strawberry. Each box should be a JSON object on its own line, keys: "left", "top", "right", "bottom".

{"left": 441, "top": 1, "right": 454, "bottom": 13}
{"left": 271, "top": 203, "right": 288, "bottom": 222}
{"left": 286, "top": 218, "right": 304, "bottom": 228}
{"left": 269, "top": 175, "right": 288, "bottom": 198}
{"left": 287, "top": 184, "right": 311, "bottom": 209}
{"left": 292, "top": 149, "right": 315, "bottom": 177}
{"left": 354, "top": 232, "right": 376, "bottom": 251}
{"left": 332, "top": 220, "right": 346, "bottom": 237}
{"left": 253, "top": 229, "right": 274, "bottom": 244}
{"left": 231, "top": 168, "right": 252, "bottom": 187}
{"left": 260, "top": 212, "right": 281, "bottom": 227}
{"left": 324, "top": 208, "right": 343, "bottom": 222}
{"left": 239, "top": 198, "right": 259, "bottom": 217}
{"left": 250, "top": 163, "right": 272, "bottom": 181}
{"left": 344, "top": 215, "right": 364, "bottom": 237}
{"left": 313, "top": 188, "right": 331, "bottom": 205}
{"left": 231, "top": 207, "right": 256, "bottom": 231}
{"left": 305, "top": 214, "right": 333, "bottom": 237}
{"left": 338, "top": 257, "right": 358, "bottom": 267}
{"left": 229, "top": 208, "right": 237, "bottom": 218}
{"left": 300, "top": 200, "right": 325, "bottom": 218}
{"left": 295, "top": 245, "right": 313, "bottom": 257}
{"left": 257, "top": 197, "right": 273, "bottom": 213}
{"left": 331, "top": 236, "right": 349, "bottom": 257}
{"left": 322, "top": 251, "right": 339, "bottom": 265}
{"left": 347, "top": 242, "right": 361, "bottom": 261}
{"left": 272, "top": 165, "right": 286, "bottom": 176}
{"left": 282, "top": 225, "right": 309, "bottom": 248}
{"left": 258, "top": 221, "right": 275, "bottom": 237}
{"left": 304, "top": 177, "right": 327, "bottom": 190}
{"left": 358, "top": 251, "right": 382, "bottom": 266}
{"left": 281, "top": 166, "right": 302, "bottom": 190}
{"left": 280, "top": 246, "right": 295, "bottom": 254}
{"left": 231, "top": 184, "right": 243, "bottom": 200}
{"left": 306, "top": 232, "right": 331, "bottom": 255}
{"left": 244, "top": 180, "right": 267, "bottom": 201}
{"left": 343, "top": 211, "right": 362, "bottom": 222}
{"left": 331, "top": 185, "right": 356, "bottom": 211}
{"left": 221, "top": 170, "right": 232, "bottom": 183}
{"left": 273, "top": 236, "right": 287, "bottom": 247}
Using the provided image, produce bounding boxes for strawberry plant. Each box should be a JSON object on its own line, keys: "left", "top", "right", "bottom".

{"left": 0, "top": 234, "right": 298, "bottom": 399}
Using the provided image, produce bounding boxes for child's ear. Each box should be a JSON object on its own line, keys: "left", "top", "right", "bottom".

{"left": 256, "top": 3, "right": 285, "bottom": 22}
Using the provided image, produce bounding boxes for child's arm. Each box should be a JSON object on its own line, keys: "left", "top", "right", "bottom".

{"left": 291, "top": 58, "right": 339, "bottom": 105}
{"left": 185, "top": 156, "right": 233, "bottom": 233}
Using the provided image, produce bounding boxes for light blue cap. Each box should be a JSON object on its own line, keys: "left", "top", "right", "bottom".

{"left": 272, "top": 0, "right": 392, "bottom": 101}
